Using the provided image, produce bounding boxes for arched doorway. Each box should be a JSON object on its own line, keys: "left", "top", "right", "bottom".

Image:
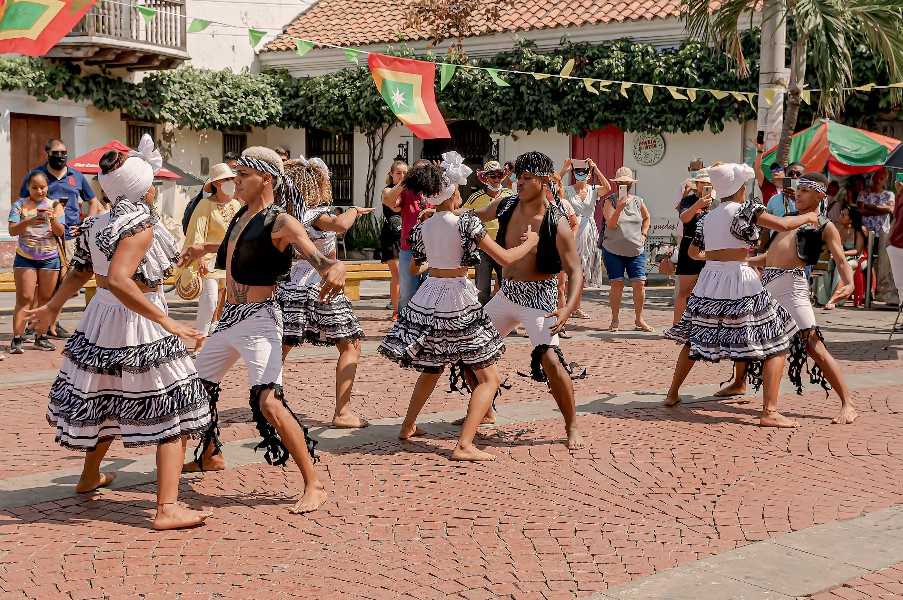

{"left": 421, "top": 120, "right": 492, "bottom": 200}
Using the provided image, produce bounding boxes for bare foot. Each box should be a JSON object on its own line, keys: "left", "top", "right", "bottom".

{"left": 75, "top": 472, "right": 116, "bottom": 494}
{"left": 634, "top": 320, "right": 654, "bottom": 332}
{"left": 566, "top": 427, "right": 585, "bottom": 450}
{"left": 832, "top": 404, "right": 858, "bottom": 425}
{"left": 332, "top": 413, "right": 369, "bottom": 428}
{"left": 714, "top": 382, "right": 747, "bottom": 398}
{"left": 288, "top": 484, "right": 328, "bottom": 514}
{"left": 663, "top": 395, "right": 682, "bottom": 407}
{"left": 399, "top": 424, "right": 427, "bottom": 440}
{"left": 182, "top": 455, "right": 226, "bottom": 473}
{"left": 452, "top": 410, "right": 496, "bottom": 426}
{"left": 451, "top": 444, "right": 495, "bottom": 461}
{"left": 152, "top": 503, "right": 210, "bottom": 530}
{"left": 759, "top": 411, "right": 800, "bottom": 428}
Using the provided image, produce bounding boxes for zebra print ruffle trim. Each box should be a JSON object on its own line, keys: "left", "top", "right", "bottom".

{"left": 62, "top": 331, "right": 190, "bottom": 375}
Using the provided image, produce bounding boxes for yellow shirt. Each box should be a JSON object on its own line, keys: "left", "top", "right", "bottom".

{"left": 183, "top": 197, "right": 241, "bottom": 279}
{"left": 463, "top": 188, "right": 514, "bottom": 240}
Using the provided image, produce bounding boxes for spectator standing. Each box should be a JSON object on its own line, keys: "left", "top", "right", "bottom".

{"left": 8, "top": 172, "right": 66, "bottom": 354}
{"left": 886, "top": 175, "right": 903, "bottom": 307}
{"left": 465, "top": 160, "right": 515, "bottom": 305}
{"left": 858, "top": 168, "right": 897, "bottom": 303}
{"left": 601, "top": 167, "right": 653, "bottom": 332}
{"left": 559, "top": 157, "right": 611, "bottom": 296}
{"left": 676, "top": 158, "right": 705, "bottom": 208}
{"left": 398, "top": 160, "right": 443, "bottom": 310}
{"left": 381, "top": 160, "right": 408, "bottom": 319}
{"left": 673, "top": 169, "right": 713, "bottom": 324}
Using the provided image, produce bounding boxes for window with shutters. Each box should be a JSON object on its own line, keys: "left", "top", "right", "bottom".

{"left": 222, "top": 132, "right": 247, "bottom": 160}
{"left": 127, "top": 122, "right": 156, "bottom": 149}
{"left": 305, "top": 128, "right": 354, "bottom": 205}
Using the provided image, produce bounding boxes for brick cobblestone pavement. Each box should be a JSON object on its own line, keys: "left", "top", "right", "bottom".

{"left": 1, "top": 290, "right": 902, "bottom": 599}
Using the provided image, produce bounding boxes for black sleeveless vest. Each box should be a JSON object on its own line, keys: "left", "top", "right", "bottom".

{"left": 495, "top": 196, "right": 565, "bottom": 275}
{"left": 216, "top": 203, "right": 293, "bottom": 285}
{"left": 795, "top": 215, "right": 830, "bottom": 266}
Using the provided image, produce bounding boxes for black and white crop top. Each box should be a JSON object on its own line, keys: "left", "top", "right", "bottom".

{"left": 692, "top": 199, "right": 766, "bottom": 251}
{"left": 408, "top": 210, "right": 486, "bottom": 268}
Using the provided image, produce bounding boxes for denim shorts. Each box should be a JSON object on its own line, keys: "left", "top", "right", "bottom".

{"left": 13, "top": 254, "right": 61, "bottom": 271}
{"left": 602, "top": 249, "right": 646, "bottom": 281}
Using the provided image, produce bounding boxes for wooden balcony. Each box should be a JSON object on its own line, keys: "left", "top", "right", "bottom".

{"left": 46, "top": 0, "right": 189, "bottom": 71}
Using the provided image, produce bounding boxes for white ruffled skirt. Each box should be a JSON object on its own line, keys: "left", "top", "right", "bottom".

{"left": 47, "top": 288, "right": 211, "bottom": 450}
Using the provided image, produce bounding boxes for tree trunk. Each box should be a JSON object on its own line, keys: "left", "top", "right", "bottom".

{"left": 776, "top": 36, "right": 808, "bottom": 166}
{"left": 364, "top": 123, "right": 393, "bottom": 208}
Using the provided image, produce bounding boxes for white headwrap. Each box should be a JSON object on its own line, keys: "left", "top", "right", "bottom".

{"left": 424, "top": 151, "right": 473, "bottom": 206}
{"left": 97, "top": 134, "right": 162, "bottom": 204}
{"left": 709, "top": 162, "right": 755, "bottom": 199}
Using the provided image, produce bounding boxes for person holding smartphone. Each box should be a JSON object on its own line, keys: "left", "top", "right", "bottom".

{"left": 673, "top": 168, "right": 713, "bottom": 325}
{"left": 8, "top": 171, "right": 66, "bottom": 354}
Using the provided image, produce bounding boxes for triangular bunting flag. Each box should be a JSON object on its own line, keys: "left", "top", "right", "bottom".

{"left": 642, "top": 85, "right": 654, "bottom": 103}
{"left": 710, "top": 90, "right": 729, "bottom": 100}
{"left": 597, "top": 80, "right": 612, "bottom": 91}
{"left": 560, "top": 58, "right": 575, "bottom": 78}
{"left": 854, "top": 83, "right": 876, "bottom": 92}
{"left": 533, "top": 72, "right": 551, "bottom": 80}
{"left": 583, "top": 79, "right": 598, "bottom": 95}
{"left": 746, "top": 93, "right": 757, "bottom": 106}
{"left": 800, "top": 90, "right": 811, "bottom": 104}
{"left": 666, "top": 86, "right": 687, "bottom": 100}
{"left": 686, "top": 88, "right": 697, "bottom": 102}
{"left": 294, "top": 38, "right": 314, "bottom": 57}
{"left": 439, "top": 63, "right": 456, "bottom": 90}
{"left": 136, "top": 6, "right": 157, "bottom": 24}
{"left": 486, "top": 68, "right": 510, "bottom": 87}
{"left": 368, "top": 53, "right": 450, "bottom": 139}
{"left": 345, "top": 49, "right": 360, "bottom": 64}
{"left": 248, "top": 28, "right": 266, "bottom": 48}
{"left": 620, "top": 82, "right": 632, "bottom": 98}
{"left": 762, "top": 87, "right": 776, "bottom": 107}
{"left": 731, "top": 91, "right": 746, "bottom": 103}
{"left": 187, "top": 19, "right": 211, "bottom": 33}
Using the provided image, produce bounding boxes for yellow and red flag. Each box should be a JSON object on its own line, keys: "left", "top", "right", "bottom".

{"left": 0, "top": 0, "right": 96, "bottom": 56}
{"left": 368, "top": 53, "right": 450, "bottom": 140}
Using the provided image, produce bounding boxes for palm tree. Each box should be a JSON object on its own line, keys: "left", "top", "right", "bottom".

{"left": 683, "top": 0, "right": 903, "bottom": 164}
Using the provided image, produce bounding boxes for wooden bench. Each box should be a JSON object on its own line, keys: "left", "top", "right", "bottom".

{"left": 343, "top": 261, "right": 475, "bottom": 301}
{"left": 0, "top": 272, "right": 172, "bottom": 307}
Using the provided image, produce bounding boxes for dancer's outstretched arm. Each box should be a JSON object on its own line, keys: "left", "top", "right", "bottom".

{"left": 272, "top": 213, "right": 346, "bottom": 301}
{"left": 478, "top": 226, "right": 538, "bottom": 267}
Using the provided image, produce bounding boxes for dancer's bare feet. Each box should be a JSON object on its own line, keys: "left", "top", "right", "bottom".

{"left": 566, "top": 427, "right": 584, "bottom": 450}
{"left": 663, "top": 394, "right": 682, "bottom": 407}
{"left": 634, "top": 320, "right": 654, "bottom": 333}
{"left": 832, "top": 404, "right": 858, "bottom": 425}
{"left": 714, "top": 382, "right": 747, "bottom": 398}
{"left": 607, "top": 320, "right": 620, "bottom": 332}
{"left": 398, "top": 424, "right": 427, "bottom": 440}
{"left": 759, "top": 411, "right": 800, "bottom": 428}
{"left": 288, "top": 483, "right": 328, "bottom": 514}
{"left": 182, "top": 454, "right": 226, "bottom": 473}
{"left": 332, "top": 413, "right": 369, "bottom": 428}
{"left": 76, "top": 472, "right": 116, "bottom": 494}
{"left": 152, "top": 502, "right": 210, "bottom": 530}
{"left": 451, "top": 444, "right": 495, "bottom": 461}
{"left": 452, "top": 410, "right": 496, "bottom": 426}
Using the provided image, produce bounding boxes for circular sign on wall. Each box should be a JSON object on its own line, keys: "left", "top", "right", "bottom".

{"left": 633, "top": 132, "right": 666, "bottom": 166}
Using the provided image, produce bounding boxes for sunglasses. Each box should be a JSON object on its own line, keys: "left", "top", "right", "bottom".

{"left": 483, "top": 171, "right": 504, "bottom": 179}
{"left": 787, "top": 170, "right": 803, "bottom": 178}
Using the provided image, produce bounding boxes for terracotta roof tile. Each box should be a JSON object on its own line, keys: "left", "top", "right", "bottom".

{"left": 263, "top": 0, "right": 684, "bottom": 52}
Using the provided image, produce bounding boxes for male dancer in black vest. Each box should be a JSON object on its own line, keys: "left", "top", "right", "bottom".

{"left": 180, "top": 147, "right": 346, "bottom": 513}
{"left": 465, "top": 151, "right": 585, "bottom": 449}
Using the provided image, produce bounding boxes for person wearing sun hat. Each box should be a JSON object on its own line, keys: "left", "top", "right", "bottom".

{"left": 601, "top": 166, "right": 653, "bottom": 332}
{"left": 181, "top": 163, "right": 241, "bottom": 353}
{"left": 465, "top": 160, "right": 516, "bottom": 304}
{"left": 672, "top": 166, "right": 713, "bottom": 325}
{"left": 663, "top": 162, "right": 822, "bottom": 428}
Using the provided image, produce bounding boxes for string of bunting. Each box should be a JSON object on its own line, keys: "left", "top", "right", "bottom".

{"left": 87, "top": 0, "right": 903, "bottom": 107}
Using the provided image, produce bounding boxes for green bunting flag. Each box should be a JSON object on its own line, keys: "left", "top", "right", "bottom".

{"left": 248, "top": 28, "right": 266, "bottom": 48}
{"left": 440, "top": 63, "right": 456, "bottom": 90}
{"left": 345, "top": 49, "right": 360, "bottom": 64}
{"left": 486, "top": 68, "right": 510, "bottom": 87}
{"left": 136, "top": 6, "right": 157, "bottom": 24}
{"left": 294, "top": 38, "right": 314, "bottom": 57}
{"left": 187, "top": 19, "right": 211, "bottom": 33}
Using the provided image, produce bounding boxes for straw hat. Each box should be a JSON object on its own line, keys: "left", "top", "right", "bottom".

{"left": 690, "top": 168, "right": 711, "bottom": 183}
{"left": 611, "top": 166, "right": 637, "bottom": 183}
{"left": 203, "top": 163, "right": 236, "bottom": 193}
{"left": 175, "top": 266, "right": 202, "bottom": 301}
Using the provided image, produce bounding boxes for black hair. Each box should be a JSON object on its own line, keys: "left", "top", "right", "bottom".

{"left": 787, "top": 161, "right": 805, "bottom": 172}
{"left": 274, "top": 146, "right": 290, "bottom": 158}
{"left": 44, "top": 138, "right": 65, "bottom": 152}
{"left": 224, "top": 151, "right": 240, "bottom": 162}
{"left": 403, "top": 162, "right": 444, "bottom": 196}
{"left": 27, "top": 171, "right": 49, "bottom": 186}
{"left": 99, "top": 150, "right": 126, "bottom": 174}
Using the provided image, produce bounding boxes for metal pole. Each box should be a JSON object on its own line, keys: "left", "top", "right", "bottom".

{"left": 866, "top": 230, "right": 875, "bottom": 308}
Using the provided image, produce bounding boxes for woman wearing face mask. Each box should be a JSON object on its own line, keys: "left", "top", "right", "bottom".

{"left": 182, "top": 163, "right": 241, "bottom": 354}
{"left": 558, "top": 158, "right": 611, "bottom": 316}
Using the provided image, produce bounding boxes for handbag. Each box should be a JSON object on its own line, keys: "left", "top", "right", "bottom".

{"left": 175, "top": 266, "right": 202, "bottom": 301}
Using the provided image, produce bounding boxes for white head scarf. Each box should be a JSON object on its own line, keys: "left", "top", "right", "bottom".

{"left": 97, "top": 134, "right": 162, "bottom": 204}
{"left": 424, "top": 151, "right": 473, "bottom": 206}
{"left": 709, "top": 162, "right": 754, "bottom": 200}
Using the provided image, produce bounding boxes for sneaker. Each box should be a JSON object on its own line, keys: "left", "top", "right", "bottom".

{"left": 48, "top": 323, "right": 71, "bottom": 339}
{"left": 9, "top": 337, "right": 24, "bottom": 354}
{"left": 22, "top": 327, "right": 35, "bottom": 342}
{"left": 33, "top": 336, "right": 56, "bottom": 351}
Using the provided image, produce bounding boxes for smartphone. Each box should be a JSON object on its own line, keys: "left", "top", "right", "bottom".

{"left": 618, "top": 185, "right": 628, "bottom": 200}
{"left": 756, "top": 131, "right": 765, "bottom": 146}
{"left": 571, "top": 159, "right": 588, "bottom": 169}
{"left": 703, "top": 185, "right": 713, "bottom": 198}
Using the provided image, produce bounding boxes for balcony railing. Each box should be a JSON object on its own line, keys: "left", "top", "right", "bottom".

{"left": 69, "top": 0, "right": 187, "bottom": 51}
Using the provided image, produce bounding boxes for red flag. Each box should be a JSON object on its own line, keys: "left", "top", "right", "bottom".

{"left": 0, "top": 0, "right": 97, "bottom": 57}
{"left": 368, "top": 53, "right": 450, "bottom": 140}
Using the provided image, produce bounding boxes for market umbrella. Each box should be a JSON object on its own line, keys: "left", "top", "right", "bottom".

{"left": 760, "top": 119, "right": 900, "bottom": 180}
{"left": 884, "top": 142, "right": 903, "bottom": 170}
{"left": 68, "top": 140, "right": 180, "bottom": 180}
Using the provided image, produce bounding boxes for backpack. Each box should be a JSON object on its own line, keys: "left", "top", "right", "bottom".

{"left": 182, "top": 189, "right": 204, "bottom": 234}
